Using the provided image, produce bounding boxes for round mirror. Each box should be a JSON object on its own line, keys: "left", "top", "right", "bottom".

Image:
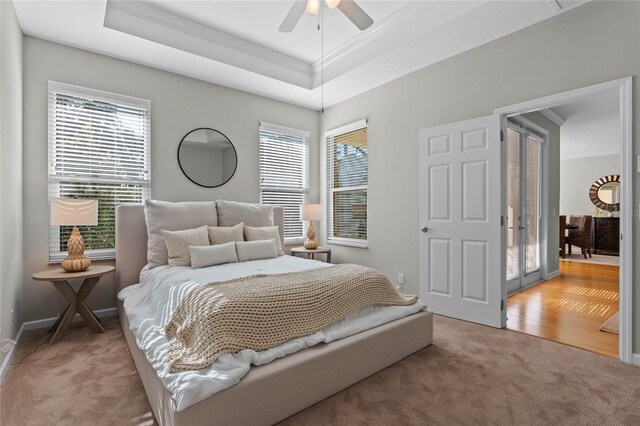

{"left": 177, "top": 128, "right": 237, "bottom": 188}
{"left": 589, "top": 174, "right": 620, "bottom": 210}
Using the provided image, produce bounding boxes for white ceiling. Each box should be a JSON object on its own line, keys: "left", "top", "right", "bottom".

{"left": 551, "top": 91, "right": 621, "bottom": 160}
{"left": 13, "top": 0, "right": 586, "bottom": 110}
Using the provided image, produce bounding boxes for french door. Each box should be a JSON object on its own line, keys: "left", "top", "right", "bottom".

{"left": 506, "top": 121, "right": 543, "bottom": 294}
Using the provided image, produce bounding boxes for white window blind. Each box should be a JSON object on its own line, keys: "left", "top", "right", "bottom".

{"left": 259, "top": 122, "right": 310, "bottom": 243}
{"left": 48, "top": 81, "right": 151, "bottom": 261}
{"left": 326, "top": 119, "right": 368, "bottom": 247}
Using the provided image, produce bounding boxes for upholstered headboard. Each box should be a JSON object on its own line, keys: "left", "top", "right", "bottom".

{"left": 115, "top": 203, "right": 285, "bottom": 292}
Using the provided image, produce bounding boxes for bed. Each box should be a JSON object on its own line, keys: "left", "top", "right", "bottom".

{"left": 115, "top": 203, "right": 433, "bottom": 426}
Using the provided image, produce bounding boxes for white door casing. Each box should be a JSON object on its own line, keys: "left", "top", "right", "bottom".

{"left": 419, "top": 115, "right": 505, "bottom": 328}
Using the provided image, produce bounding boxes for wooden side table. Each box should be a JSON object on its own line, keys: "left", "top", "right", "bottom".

{"left": 290, "top": 247, "right": 332, "bottom": 263}
{"left": 32, "top": 265, "right": 114, "bottom": 344}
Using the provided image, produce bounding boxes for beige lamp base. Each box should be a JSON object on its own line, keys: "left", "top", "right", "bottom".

{"left": 61, "top": 228, "right": 92, "bottom": 273}
{"left": 304, "top": 222, "right": 319, "bottom": 250}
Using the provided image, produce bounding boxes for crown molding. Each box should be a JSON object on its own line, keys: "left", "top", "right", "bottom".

{"left": 540, "top": 108, "right": 567, "bottom": 126}
{"left": 104, "top": 1, "right": 314, "bottom": 88}
{"left": 311, "top": 2, "right": 415, "bottom": 77}
{"left": 104, "top": 0, "right": 423, "bottom": 91}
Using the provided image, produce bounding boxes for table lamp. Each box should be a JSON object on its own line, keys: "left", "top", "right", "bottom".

{"left": 50, "top": 198, "right": 98, "bottom": 272}
{"left": 300, "top": 204, "right": 322, "bottom": 249}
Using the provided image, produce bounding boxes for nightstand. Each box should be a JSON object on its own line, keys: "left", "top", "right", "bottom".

{"left": 32, "top": 265, "right": 114, "bottom": 344}
{"left": 290, "top": 246, "right": 332, "bottom": 263}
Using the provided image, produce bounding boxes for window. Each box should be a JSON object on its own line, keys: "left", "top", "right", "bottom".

{"left": 259, "top": 122, "right": 310, "bottom": 243}
{"left": 48, "top": 81, "right": 151, "bottom": 261}
{"left": 326, "top": 119, "right": 368, "bottom": 247}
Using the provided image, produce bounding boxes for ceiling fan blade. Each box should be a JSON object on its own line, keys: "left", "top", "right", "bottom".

{"left": 337, "top": 0, "right": 374, "bottom": 31}
{"left": 278, "top": 0, "right": 307, "bottom": 33}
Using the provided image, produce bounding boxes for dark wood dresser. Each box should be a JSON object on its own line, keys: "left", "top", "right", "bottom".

{"left": 591, "top": 217, "right": 619, "bottom": 256}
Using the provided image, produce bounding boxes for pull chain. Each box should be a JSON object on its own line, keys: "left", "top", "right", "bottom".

{"left": 318, "top": 3, "right": 324, "bottom": 113}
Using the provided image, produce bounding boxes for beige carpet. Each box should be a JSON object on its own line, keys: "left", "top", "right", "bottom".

{"left": 2, "top": 316, "right": 640, "bottom": 426}
{"left": 600, "top": 313, "right": 620, "bottom": 334}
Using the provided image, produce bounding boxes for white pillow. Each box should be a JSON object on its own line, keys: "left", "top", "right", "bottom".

{"left": 243, "top": 225, "right": 284, "bottom": 256}
{"left": 162, "top": 226, "right": 210, "bottom": 267}
{"left": 144, "top": 200, "right": 218, "bottom": 268}
{"left": 208, "top": 222, "right": 244, "bottom": 245}
{"left": 189, "top": 242, "right": 238, "bottom": 269}
{"left": 236, "top": 240, "right": 278, "bottom": 262}
{"left": 216, "top": 200, "right": 274, "bottom": 227}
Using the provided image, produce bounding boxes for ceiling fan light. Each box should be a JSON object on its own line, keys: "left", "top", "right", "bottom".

{"left": 305, "top": 0, "right": 319, "bottom": 15}
{"left": 325, "top": 0, "right": 341, "bottom": 9}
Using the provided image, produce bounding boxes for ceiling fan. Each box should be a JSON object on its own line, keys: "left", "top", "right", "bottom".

{"left": 278, "top": 0, "right": 374, "bottom": 32}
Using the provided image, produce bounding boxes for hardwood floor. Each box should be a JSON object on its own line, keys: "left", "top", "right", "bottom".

{"left": 507, "top": 261, "right": 619, "bottom": 358}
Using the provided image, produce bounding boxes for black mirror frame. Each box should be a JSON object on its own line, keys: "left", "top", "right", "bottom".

{"left": 177, "top": 127, "right": 238, "bottom": 188}
{"left": 589, "top": 174, "right": 620, "bottom": 211}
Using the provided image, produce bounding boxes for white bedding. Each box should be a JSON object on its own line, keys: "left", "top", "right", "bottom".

{"left": 118, "top": 255, "right": 426, "bottom": 412}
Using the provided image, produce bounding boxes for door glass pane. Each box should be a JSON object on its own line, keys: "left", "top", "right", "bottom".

{"left": 525, "top": 135, "right": 541, "bottom": 273}
{"left": 506, "top": 128, "right": 520, "bottom": 280}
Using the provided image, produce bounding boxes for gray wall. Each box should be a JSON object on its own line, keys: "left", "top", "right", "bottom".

{"left": 320, "top": 2, "right": 639, "bottom": 349}
{"left": 560, "top": 154, "right": 621, "bottom": 216}
{"left": 22, "top": 36, "right": 319, "bottom": 322}
{"left": 0, "top": 0, "right": 23, "bottom": 365}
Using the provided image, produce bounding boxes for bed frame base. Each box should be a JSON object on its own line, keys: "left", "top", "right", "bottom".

{"left": 119, "top": 301, "right": 433, "bottom": 426}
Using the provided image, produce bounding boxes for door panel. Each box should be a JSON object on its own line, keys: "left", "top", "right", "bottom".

{"left": 506, "top": 128, "right": 521, "bottom": 283}
{"left": 429, "top": 238, "right": 452, "bottom": 296}
{"left": 525, "top": 135, "right": 542, "bottom": 274}
{"left": 419, "top": 115, "right": 504, "bottom": 328}
{"left": 429, "top": 165, "right": 452, "bottom": 221}
{"left": 462, "top": 160, "right": 488, "bottom": 222}
{"left": 462, "top": 240, "right": 488, "bottom": 302}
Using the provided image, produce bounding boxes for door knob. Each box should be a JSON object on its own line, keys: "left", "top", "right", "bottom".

{"left": 421, "top": 226, "right": 430, "bottom": 233}
{"left": 518, "top": 226, "right": 525, "bottom": 230}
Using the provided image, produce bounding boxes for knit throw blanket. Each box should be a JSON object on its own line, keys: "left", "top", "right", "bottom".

{"left": 165, "top": 264, "right": 417, "bottom": 373}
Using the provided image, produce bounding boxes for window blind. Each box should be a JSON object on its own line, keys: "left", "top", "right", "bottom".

{"left": 326, "top": 119, "right": 368, "bottom": 247}
{"left": 48, "top": 81, "right": 151, "bottom": 261}
{"left": 259, "top": 122, "right": 310, "bottom": 243}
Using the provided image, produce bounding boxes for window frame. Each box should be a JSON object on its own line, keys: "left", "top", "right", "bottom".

{"left": 259, "top": 122, "right": 311, "bottom": 245}
{"left": 48, "top": 81, "right": 151, "bottom": 262}
{"left": 326, "top": 118, "right": 368, "bottom": 248}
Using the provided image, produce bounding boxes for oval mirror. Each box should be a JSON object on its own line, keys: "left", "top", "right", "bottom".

{"left": 177, "top": 128, "right": 237, "bottom": 188}
{"left": 589, "top": 174, "right": 620, "bottom": 210}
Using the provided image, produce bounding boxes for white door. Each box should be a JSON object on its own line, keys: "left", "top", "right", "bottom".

{"left": 419, "top": 115, "right": 505, "bottom": 328}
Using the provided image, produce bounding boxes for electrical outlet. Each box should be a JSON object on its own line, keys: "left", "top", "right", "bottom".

{"left": 398, "top": 273, "right": 405, "bottom": 284}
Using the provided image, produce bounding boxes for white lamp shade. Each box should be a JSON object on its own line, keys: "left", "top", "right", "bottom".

{"left": 300, "top": 204, "right": 323, "bottom": 221}
{"left": 50, "top": 198, "right": 98, "bottom": 226}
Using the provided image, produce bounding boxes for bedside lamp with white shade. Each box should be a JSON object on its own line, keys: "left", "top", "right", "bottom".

{"left": 300, "top": 203, "right": 322, "bottom": 250}
{"left": 50, "top": 198, "right": 98, "bottom": 273}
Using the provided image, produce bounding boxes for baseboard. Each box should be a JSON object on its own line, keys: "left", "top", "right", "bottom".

{"left": 546, "top": 269, "right": 560, "bottom": 280}
{"left": 633, "top": 353, "right": 640, "bottom": 367}
{"left": 22, "top": 307, "right": 119, "bottom": 331}
{"left": 0, "top": 307, "right": 118, "bottom": 385}
{"left": 0, "top": 324, "right": 25, "bottom": 385}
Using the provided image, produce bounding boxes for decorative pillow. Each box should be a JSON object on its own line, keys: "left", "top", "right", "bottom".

{"left": 144, "top": 200, "right": 218, "bottom": 268}
{"left": 189, "top": 242, "right": 238, "bottom": 269}
{"left": 216, "top": 200, "right": 274, "bottom": 227}
{"left": 162, "top": 226, "right": 210, "bottom": 267}
{"left": 243, "top": 225, "right": 284, "bottom": 256}
{"left": 208, "top": 222, "right": 244, "bottom": 245}
{"left": 235, "top": 240, "right": 278, "bottom": 262}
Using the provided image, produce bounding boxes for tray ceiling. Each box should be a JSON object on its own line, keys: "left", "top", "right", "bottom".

{"left": 14, "top": 0, "right": 586, "bottom": 109}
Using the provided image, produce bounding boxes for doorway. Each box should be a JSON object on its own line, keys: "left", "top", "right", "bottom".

{"left": 495, "top": 77, "right": 632, "bottom": 363}
{"left": 419, "top": 77, "right": 633, "bottom": 363}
